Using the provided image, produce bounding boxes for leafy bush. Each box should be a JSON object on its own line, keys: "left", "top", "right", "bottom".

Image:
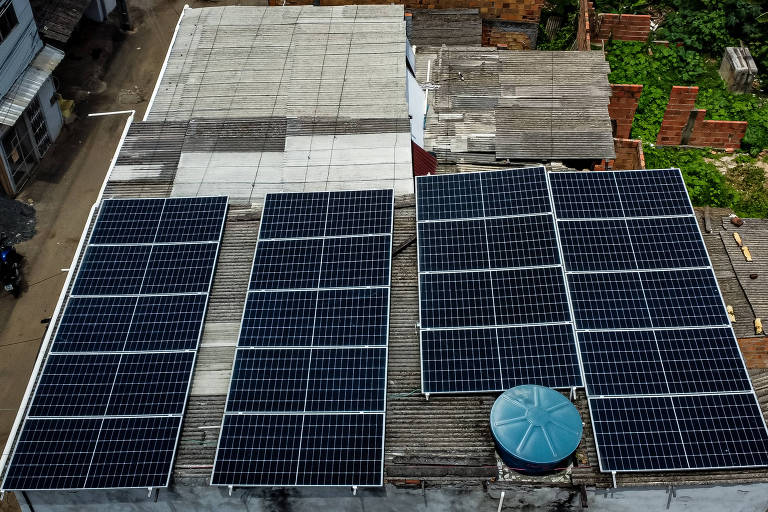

{"left": 604, "top": 41, "right": 709, "bottom": 141}
{"left": 653, "top": 0, "right": 768, "bottom": 84}
{"left": 726, "top": 163, "right": 768, "bottom": 218}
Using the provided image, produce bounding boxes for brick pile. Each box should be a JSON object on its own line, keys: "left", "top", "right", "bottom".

{"left": 593, "top": 13, "right": 651, "bottom": 43}
{"left": 482, "top": 25, "right": 532, "bottom": 49}
{"left": 608, "top": 84, "right": 643, "bottom": 139}
{"left": 269, "top": 0, "right": 545, "bottom": 22}
{"left": 656, "top": 86, "right": 748, "bottom": 151}
{"left": 738, "top": 338, "right": 768, "bottom": 369}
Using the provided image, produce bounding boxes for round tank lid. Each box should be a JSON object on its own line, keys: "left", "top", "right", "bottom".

{"left": 490, "top": 385, "right": 583, "bottom": 465}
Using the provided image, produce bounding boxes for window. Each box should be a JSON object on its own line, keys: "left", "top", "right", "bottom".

{"left": 0, "top": 1, "right": 18, "bottom": 42}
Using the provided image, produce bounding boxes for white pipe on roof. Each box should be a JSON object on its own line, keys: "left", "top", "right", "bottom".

{"left": 0, "top": 110, "right": 136, "bottom": 483}
{"left": 143, "top": 4, "right": 189, "bottom": 121}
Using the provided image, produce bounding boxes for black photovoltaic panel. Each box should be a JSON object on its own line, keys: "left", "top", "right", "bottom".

{"left": 212, "top": 413, "right": 384, "bottom": 487}
{"left": 214, "top": 190, "right": 393, "bottom": 487}
{"left": 549, "top": 172, "right": 624, "bottom": 219}
{"left": 614, "top": 169, "right": 693, "bottom": 217}
{"left": 590, "top": 394, "right": 768, "bottom": 471}
{"left": 558, "top": 220, "right": 635, "bottom": 272}
{"left": 250, "top": 236, "right": 390, "bottom": 290}
{"left": 226, "top": 348, "right": 386, "bottom": 413}
{"left": 421, "top": 324, "right": 582, "bottom": 393}
{"left": 3, "top": 197, "right": 227, "bottom": 491}
{"left": 154, "top": 196, "right": 228, "bottom": 243}
{"left": 416, "top": 167, "right": 581, "bottom": 393}
{"left": 1, "top": 416, "right": 181, "bottom": 490}
{"left": 416, "top": 167, "right": 551, "bottom": 221}
{"left": 89, "top": 199, "right": 164, "bottom": 245}
{"left": 579, "top": 328, "right": 752, "bottom": 396}
{"left": 550, "top": 170, "right": 768, "bottom": 474}
{"left": 239, "top": 288, "right": 389, "bottom": 348}
{"left": 71, "top": 245, "right": 151, "bottom": 296}
{"left": 640, "top": 269, "right": 729, "bottom": 327}
{"left": 568, "top": 272, "right": 650, "bottom": 330}
{"left": 258, "top": 190, "right": 394, "bottom": 239}
{"left": 90, "top": 196, "right": 226, "bottom": 245}
{"left": 417, "top": 215, "right": 559, "bottom": 272}
{"left": 51, "top": 295, "right": 207, "bottom": 353}
{"left": 141, "top": 242, "right": 218, "bottom": 294}
{"left": 71, "top": 243, "right": 218, "bottom": 296}
{"left": 419, "top": 268, "right": 570, "bottom": 329}
{"left": 626, "top": 217, "right": 709, "bottom": 269}
{"left": 550, "top": 168, "right": 693, "bottom": 219}
{"left": 559, "top": 217, "right": 710, "bottom": 272}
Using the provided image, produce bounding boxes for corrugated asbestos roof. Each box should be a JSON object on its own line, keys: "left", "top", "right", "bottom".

{"left": 30, "top": 0, "right": 90, "bottom": 43}
{"left": 415, "top": 47, "right": 615, "bottom": 162}
{"left": 141, "top": 5, "right": 414, "bottom": 203}
{"left": 0, "top": 45, "right": 64, "bottom": 126}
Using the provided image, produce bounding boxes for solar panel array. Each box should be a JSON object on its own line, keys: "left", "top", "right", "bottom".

{"left": 1, "top": 197, "right": 227, "bottom": 490}
{"left": 211, "top": 190, "right": 393, "bottom": 487}
{"left": 549, "top": 170, "right": 768, "bottom": 473}
{"left": 416, "top": 167, "right": 768, "bottom": 474}
{"left": 416, "top": 168, "right": 582, "bottom": 393}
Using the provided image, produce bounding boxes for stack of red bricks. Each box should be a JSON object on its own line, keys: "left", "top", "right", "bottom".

{"left": 269, "top": 0, "right": 545, "bottom": 22}
{"left": 593, "top": 13, "right": 650, "bottom": 43}
{"left": 482, "top": 24, "right": 532, "bottom": 49}
{"left": 608, "top": 84, "right": 643, "bottom": 139}
{"left": 737, "top": 338, "right": 768, "bottom": 369}
{"left": 656, "top": 86, "right": 748, "bottom": 151}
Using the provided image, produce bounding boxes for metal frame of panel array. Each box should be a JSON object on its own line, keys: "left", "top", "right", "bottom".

{"left": 416, "top": 167, "right": 768, "bottom": 474}
{"left": 1, "top": 197, "right": 228, "bottom": 491}
{"left": 416, "top": 166, "right": 583, "bottom": 394}
{"left": 548, "top": 169, "right": 768, "bottom": 473}
{"left": 211, "top": 189, "right": 394, "bottom": 488}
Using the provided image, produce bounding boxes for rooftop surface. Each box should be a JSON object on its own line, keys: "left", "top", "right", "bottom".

{"left": 4, "top": 3, "right": 768, "bottom": 499}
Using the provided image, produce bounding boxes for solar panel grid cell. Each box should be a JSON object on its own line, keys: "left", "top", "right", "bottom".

{"left": 214, "top": 189, "right": 393, "bottom": 487}
{"left": 416, "top": 167, "right": 582, "bottom": 394}
{"left": 3, "top": 196, "right": 227, "bottom": 491}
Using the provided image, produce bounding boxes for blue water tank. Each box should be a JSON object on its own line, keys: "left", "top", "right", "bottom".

{"left": 490, "top": 385, "right": 583, "bottom": 474}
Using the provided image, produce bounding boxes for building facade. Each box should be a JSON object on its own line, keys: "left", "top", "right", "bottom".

{"left": 0, "top": 0, "right": 63, "bottom": 196}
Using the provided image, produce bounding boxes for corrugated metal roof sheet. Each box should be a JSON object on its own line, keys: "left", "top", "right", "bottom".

{"left": 416, "top": 47, "right": 615, "bottom": 162}
{"left": 30, "top": 0, "right": 90, "bottom": 43}
{"left": 0, "top": 45, "right": 64, "bottom": 127}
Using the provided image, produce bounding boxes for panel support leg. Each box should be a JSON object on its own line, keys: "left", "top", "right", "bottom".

{"left": 1, "top": 490, "right": 5, "bottom": 501}
{"left": 352, "top": 485, "right": 358, "bottom": 496}
{"left": 425, "top": 393, "right": 430, "bottom": 401}
{"left": 228, "top": 485, "right": 233, "bottom": 497}
{"left": 147, "top": 487, "right": 153, "bottom": 499}
{"left": 611, "top": 471, "right": 617, "bottom": 488}
{"left": 570, "top": 386, "right": 576, "bottom": 401}
{"left": 497, "top": 490, "right": 505, "bottom": 512}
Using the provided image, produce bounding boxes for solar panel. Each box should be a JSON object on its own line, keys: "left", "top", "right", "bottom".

{"left": 212, "top": 413, "right": 384, "bottom": 487}
{"left": 416, "top": 167, "right": 582, "bottom": 394}
{"left": 550, "top": 169, "right": 768, "bottom": 475}
{"left": 213, "top": 190, "right": 393, "bottom": 487}
{"left": 2, "top": 197, "right": 227, "bottom": 491}
{"left": 590, "top": 394, "right": 768, "bottom": 471}
{"left": 1, "top": 416, "right": 182, "bottom": 490}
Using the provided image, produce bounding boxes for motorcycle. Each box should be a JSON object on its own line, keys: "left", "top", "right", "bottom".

{"left": 1, "top": 233, "right": 23, "bottom": 298}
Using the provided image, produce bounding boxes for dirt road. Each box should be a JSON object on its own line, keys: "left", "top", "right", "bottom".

{"left": 0, "top": 2, "right": 190, "bottom": 508}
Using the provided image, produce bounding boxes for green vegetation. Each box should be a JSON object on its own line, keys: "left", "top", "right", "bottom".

{"left": 539, "top": 0, "right": 768, "bottom": 215}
